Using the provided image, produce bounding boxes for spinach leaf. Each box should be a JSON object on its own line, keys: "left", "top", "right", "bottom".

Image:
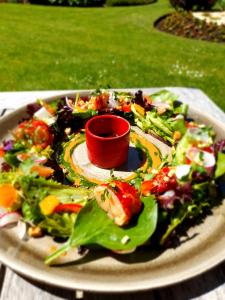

{"left": 45, "top": 196, "right": 157, "bottom": 264}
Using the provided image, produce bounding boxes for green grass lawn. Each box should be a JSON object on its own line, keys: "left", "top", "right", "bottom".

{"left": 0, "top": 1, "right": 225, "bottom": 110}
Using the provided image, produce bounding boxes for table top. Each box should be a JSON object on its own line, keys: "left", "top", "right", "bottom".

{"left": 0, "top": 88, "right": 225, "bottom": 300}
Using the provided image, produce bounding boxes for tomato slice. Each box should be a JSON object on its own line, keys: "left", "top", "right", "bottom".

{"left": 53, "top": 203, "right": 83, "bottom": 214}
{"left": 14, "top": 119, "right": 53, "bottom": 149}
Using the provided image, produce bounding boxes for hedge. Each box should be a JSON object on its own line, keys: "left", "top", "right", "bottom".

{"left": 106, "top": 0, "right": 155, "bottom": 6}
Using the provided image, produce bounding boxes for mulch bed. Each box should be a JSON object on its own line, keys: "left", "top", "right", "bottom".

{"left": 154, "top": 12, "right": 225, "bottom": 43}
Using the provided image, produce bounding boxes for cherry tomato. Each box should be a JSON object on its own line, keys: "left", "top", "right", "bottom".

{"left": 15, "top": 119, "right": 53, "bottom": 149}
{"left": 141, "top": 167, "right": 177, "bottom": 196}
{"left": 122, "top": 104, "right": 131, "bottom": 113}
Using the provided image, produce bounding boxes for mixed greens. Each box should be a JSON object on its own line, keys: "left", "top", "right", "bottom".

{"left": 0, "top": 89, "right": 225, "bottom": 265}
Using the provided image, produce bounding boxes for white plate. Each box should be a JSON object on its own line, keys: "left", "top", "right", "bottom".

{"left": 0, "top": 92, "right": 225, "bottom": 293}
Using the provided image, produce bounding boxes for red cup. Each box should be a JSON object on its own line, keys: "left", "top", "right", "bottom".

{"left": 85, "top": 115, "right": 130, "bottom": 169}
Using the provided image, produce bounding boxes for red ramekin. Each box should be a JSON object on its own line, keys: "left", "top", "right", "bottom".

{"left": 85, "top": 115, "right": 130, "bottom": 169}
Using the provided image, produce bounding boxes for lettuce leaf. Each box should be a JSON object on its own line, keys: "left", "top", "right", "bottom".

{"left": 215, "top": 152, "right": 225, "bottom": 178}
{"left": 150, "top": 90, "right": 179, "bottom": 103}
{"left": 0, "top": 172, "right": 92, "bottom": 224}
{"left": 38, "top": 213, "right": 77, "bottom": 238}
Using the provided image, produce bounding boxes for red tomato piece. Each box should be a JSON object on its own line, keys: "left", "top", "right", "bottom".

{"left": 54, "top": 203, "right": 83, "bottom": 214}
{"left": 94, "top": 181, "right": 142, "bottom": 226}
{"left": 14, "top": 119, "right": 53, "bottom": 149}
{"left": 202, "top": 145, "right": 214, "bottom": 153}
{"left": 122, "top": 104, "right": 131, "bottom": 113}
{"left": 141, "top": 167, "right": 177, "bottom": 196}
{"left": 112, "top": 180, "right": 142, "bottom": 215}
{"left": 0, "top": 147, "right": 5, "bottom": 157}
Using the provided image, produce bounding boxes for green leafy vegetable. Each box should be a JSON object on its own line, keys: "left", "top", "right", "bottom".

{"left": 72, "top": 109, "right": 97, "bottom": 119}
{"left": 150, "top": 90, "right": 179, "bottom": 103}
{"left": 45, "top": 196, "right": 158, "bottom": 264}
{"left": 175, "top": 126, "right": 214, "bottom": 164}
{"left": 0, "top": 172, "right": 92, "bottom": 225}
{"left": 215, "top": 152, "right": 225, "bottom": 178}
{"left": 132, "top": 90, "right": 189, "bottom": 145}
{"left": 168, "top": 116, "right": 187, "bottom": 135}
{"left": 160, "top": 181, "right": 216, "bottom": 245}
{"left": 3, "top": 142, "right": 27, "bottom": 167}
{"left": 150, "top": 90, "right": 188, "bottom": 116}
{"left": 146, "top": 112, "right": 173, "bottom": 137}
{"left": 39, "top": 213, "right": 77, "bottom": 238}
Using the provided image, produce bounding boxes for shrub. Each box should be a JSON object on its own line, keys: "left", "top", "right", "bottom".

{"left": 155, "top": 12, "right": 225, "bottom": 43}
{"left": 218, "top": 0, "right": 225, "bottom": 10}
{"left": 169, "top": 0, "right": 217, "bottom": 11}
{"left": 70, "top": 0, "right": 105, "bottom": 5}
{"left": 106, "top": 0, "right": 155, "bottom": 6}
{"left": 47, "top": 0, "right": 105, "bottom": 6}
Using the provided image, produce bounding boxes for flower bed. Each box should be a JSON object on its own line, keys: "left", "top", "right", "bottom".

{"left": 154, "top": 12, "right": 225, "bottom": 43}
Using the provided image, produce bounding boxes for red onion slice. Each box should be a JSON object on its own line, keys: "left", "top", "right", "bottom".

{"left": 65, "top": 97, "right": 74, "bottom": 110}
{"left": 186, "top": 147, "right": 215, "bottom": 168}
{"left": 34, "top": 156, "right": 47, "bottom": 164}
{"left": 158, "top": 190, "right": 176, "bottom": 209}
{"left": 16, "top": 154, "right": 47, "bottom": 164}
{"left": 0, "top": 212, "right": 21, "bottom": 228}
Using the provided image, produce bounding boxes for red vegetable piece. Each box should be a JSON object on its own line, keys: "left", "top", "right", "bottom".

{"left": 122, "top": 104, "right": 131, "bottom": 113}
{"left": 94, "top": 181, "right": 142, "bottom": 226}
{"left": 54, "top": 203, "right": 83, "bottom": 214}
{"left": 0, "top": 147, "right": 5, "bottom": 157}
{"left": 14, "top": 119, "right": 53, "bottom": 149}
{"left": 141, "top": 167, "right": 177, "bottom": 196}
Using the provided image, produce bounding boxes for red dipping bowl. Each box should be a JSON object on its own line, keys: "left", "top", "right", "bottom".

{"left": 85, "top": 115, "right": 130, "bottom": 169}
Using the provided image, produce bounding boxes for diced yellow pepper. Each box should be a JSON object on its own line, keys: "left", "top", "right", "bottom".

{"left": 134, "top": 103, "right": 145, "bottom": 117}
{"left": 39, "top": 195, "right": 60, "bottom": 216}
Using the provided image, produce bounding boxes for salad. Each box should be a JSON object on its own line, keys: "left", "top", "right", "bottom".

{"left": 0, "top": 89, "right": 225, "bottom": 265}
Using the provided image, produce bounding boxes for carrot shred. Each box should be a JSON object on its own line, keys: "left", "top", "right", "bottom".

{"left": 31, "top": 165, "right": 54, "bottom": 178}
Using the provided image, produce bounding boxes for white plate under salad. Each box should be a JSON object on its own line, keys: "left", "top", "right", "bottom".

{"left": 0, "top": 90, "right": 225, "bottom": 292}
